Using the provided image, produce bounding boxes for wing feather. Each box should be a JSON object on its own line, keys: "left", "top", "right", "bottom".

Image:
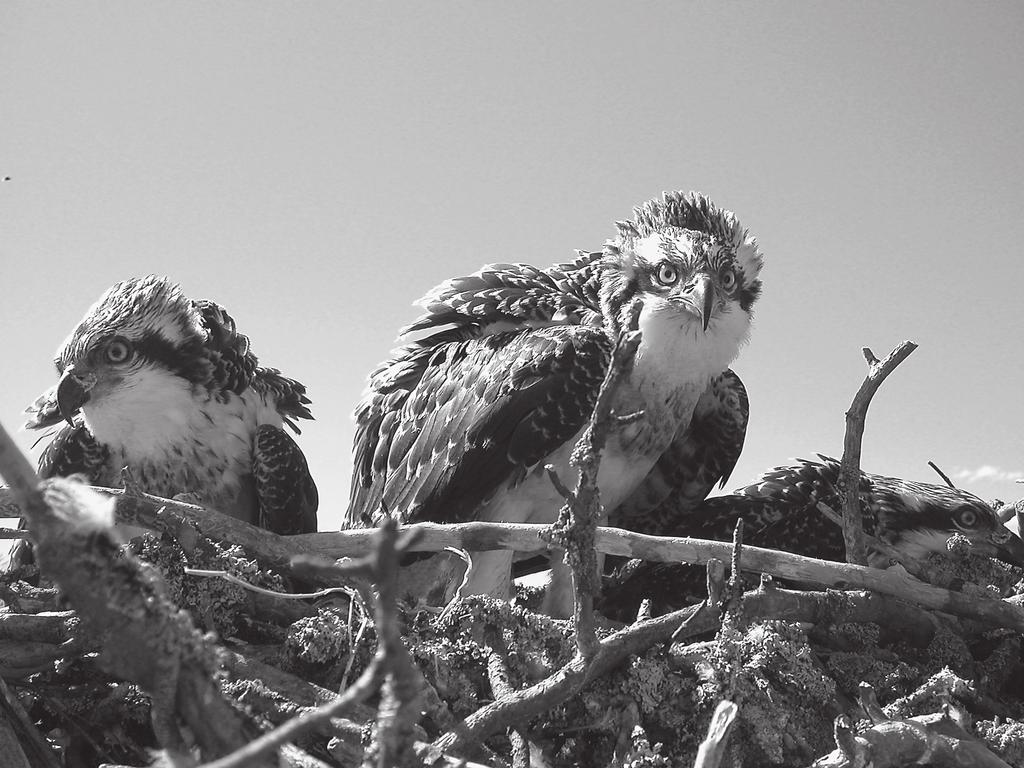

{"left": 252, "top": 425, "right": 319, "bottom": 535}
{"left": 6, "top": 424, "right": 113, "bottom": 570}
{"left": 346, "top": 325, "right": 612, "bottom": 526}
{"left": 402, "top": 253, "right": 606, "bottom": 339}
{"left": 37, "top": 423, "right": 113, "bottom": 482}
{"left": 196, "top": 299, "right": 314, "bottom": 432}
{"left": 611, "top": 369, "right": 749, "bottom": 534}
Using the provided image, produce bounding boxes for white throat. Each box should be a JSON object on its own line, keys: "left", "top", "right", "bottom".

{"left": 631, "top": 299, "right": 750, "bottom": 403}
{"left": 80, "top": 367, "right": 281, "bottom": 464}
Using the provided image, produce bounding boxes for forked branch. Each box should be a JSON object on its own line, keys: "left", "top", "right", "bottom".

{"left": 839, "top": 341, "right": 917, "bottom": 565}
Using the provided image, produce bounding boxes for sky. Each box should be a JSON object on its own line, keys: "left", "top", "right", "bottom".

{"left": 1, "top": 2, "right": 1023, "bottom": 532}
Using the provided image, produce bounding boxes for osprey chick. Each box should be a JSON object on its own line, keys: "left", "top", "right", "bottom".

{"left": 348, "top": 191, "right": 763, "bottom": 612}
{"left": 602, "top": 456, "right": 1024, "bottom": 619}
{"left": 22, "top": 276, "right": 318, "bottom": 535}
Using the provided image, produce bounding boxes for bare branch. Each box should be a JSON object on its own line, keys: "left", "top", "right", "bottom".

{"left": 840, "top": 341, "right": 918, "bottom": 565}
{"left": 483, "top": 625, "right": 530, "bottom": 768}
{"left": 814, "top": 702, "right": 1011, "bottom": 767}
{"left": 0, "top": 420, "right": 263, "bottom": 764}
{"left": 8, "top": 483, "right": 1022, "bottom": 637}
{"left": 543, "top": 465, "right": 573, "bottom": 502}
{"left": 693, "top": 700, "right": 738, "bottom": 768}
{"left": 927, "top": 460, "right": 957, "bottom": 489}
{"left": 183, "top": 567, "right": 353, "bottom": 600}
{"left": 435, "top": 580, "right": 947, "bottom": 756}
{"left": 201, "top": 520, "right": 425, "bottom": 768}
{"left": 198, "top": 658, "right": 387, "bottom": 768}
{"left": 548, "top": 299, "right": 643, "bottom": 659}
{"left": 0, "top": 676, "right": 62, "bottom": 768}
{"left": 816, "top": 502, "right": 928, "bottom": 580}
{"left": 725, "top": 519, "right": 744, "bottom": 615}
{"left": 671, "top": 560, "right": 727, "bottom": 645}
{"left": 670, "top": 585, "right": 940, "bottom": 647}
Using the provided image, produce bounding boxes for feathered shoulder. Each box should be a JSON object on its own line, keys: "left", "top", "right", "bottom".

{"left": 402, "top": 250, "right": 607, "bottom": 342}
{"left": 196, "top": 300, "right": 313, "bottom": 432}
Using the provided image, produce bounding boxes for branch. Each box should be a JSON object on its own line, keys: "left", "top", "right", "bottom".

{"left": 9, "top": 484, "right": 1022, "bottom": 637}
{"left": 693, "top": 700, "right": 738, "bottom": 768}
{"left": 0, "top": 421, "right": 261, "bottom": 764}
{"left": 0, "top": 611, "right": 83, "bottom": 677}
{"left": 813, "top": 685, "right": 1011, "bottom": 767}
{"left": 483, "top": 625, "right": 530, "bottom": 768}
{"left": 548, "top": 299, "right": 643, "bottom": 658}
{"left": 840, "top": 342, "right": 917, "bottom": 565}
{"left": 434, "top": 579, "right": 947, "bottom": 756}
{"left": 0, "top": 676, "right": 62, "bottom": 768}
{"left": 816, "top": 502, "right": 927, "bottom": 580}
{"left": 365, "top": 520, "right": 425, "bottom": 768}
{"left": 200, "top": 520, "right": 425, "bottom": 768}
{"left": 198, "top": 657, "right": 387, "bottom": 768}
{"left": 183, "top": 567, "right": 353, "bottom": 600}
{"left": 927, "top": 460, "right": 956, "bottom": 490}
{"left": 669, "top": 585, "right": 940, "bottom": 648}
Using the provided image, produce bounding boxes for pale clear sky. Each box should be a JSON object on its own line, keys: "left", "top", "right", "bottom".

{"left": 2, "top": 2, "right": 1022, "bottom": 531}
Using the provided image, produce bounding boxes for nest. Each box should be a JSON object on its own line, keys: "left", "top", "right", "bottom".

{"left": 1, "top": 341, "right": 1023, "bottom": 768}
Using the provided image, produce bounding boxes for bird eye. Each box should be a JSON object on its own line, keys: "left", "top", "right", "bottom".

{"left": 954, "top": 506, "right": 979, "bottom": 529}
{"left": 105, "top": 337, "right": 134, "bottom": 365}
{"left": 655, "top": 263, "right": 679, "bottom": 286}
{"left": 720, "top": 267, "right": 737, "bottom": 291}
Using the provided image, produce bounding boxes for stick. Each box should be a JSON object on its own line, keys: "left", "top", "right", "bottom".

{"left": 839, "top": 342, "right": 917, "bottom": 565}
{"left": 200, "top": 658, "right": 387, "bottom": 768}
{"left": 670, "top": 586, "right": 939, "bottom": 648}
{"left": 548, "top": 299, "right": 643, "bottom": 658}
{"left": 11, "top": 479, "right": 1022, "bottom": 635}
{"left": 0, "top": 421, "right": 262, "bottom": 764}
{"left": 199, "top": 521, "right": 425, "bottom": 768}
{"left": 927, "top": 460, "right": 956, "bottom": 490}
{"left": 433, "top": 576, "right": 948, "bottom": 756}
{"left": 0, "top": 677, "right": 62, "bottom": 768}
{"left": 483, "top": 625, "right": 530, "bottom": 768}
{"left": 693, "top": 700, "right": 738, "bottom": 768}
{"left": 814, "top": 690, "right": 1011, "bottom": 767}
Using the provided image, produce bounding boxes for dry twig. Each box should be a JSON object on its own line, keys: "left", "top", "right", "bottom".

{"left": 9, "top": 486, "right": 1023, "bottom": 636}
{"left": 927, "top": 460, "right": 956, "bottom": 490}
{"left": 813, "top": 683, "right": 1011, "bottom": 767}
{"left": 547, "top": 299, "right": 643, "bottom": 657}
{"left": 483, "top": 624, "right": 530, "bottom": 768}
{"left": 0, "top": 676, "right": 61, "bottom": 768}
{"left": 815, "top": 502, "right": 928, "bottom": 579}
{"left": 0, "top": 420, "right": 262, "bottom": 765}
{"left": 839, "top": 341, "right": 917, "bottom": 565}
{"left": 693, "top": 700, "right": 738, "bottom": 768}
{"left": 202, "top": 520, "right": 425, "bottom": 768}
{"left": 670, "top": 584, "right": 939, "bottom": 648}
{"left": 433, "top": 573, "right": 951, "bottom": 758}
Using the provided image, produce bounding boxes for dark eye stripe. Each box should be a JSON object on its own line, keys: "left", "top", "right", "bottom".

{"left": 134, "top": 332, "right": 211, "bottom": 384}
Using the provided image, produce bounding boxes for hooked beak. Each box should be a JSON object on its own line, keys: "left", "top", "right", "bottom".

{"left": 56, "top": 366, "right": 96, "bottom": 426}
{"left": 991, "top": 527, "right": 1024, "bottom": 568}
{"left": 684, "top": 272, "right": 716, "bottom": 332}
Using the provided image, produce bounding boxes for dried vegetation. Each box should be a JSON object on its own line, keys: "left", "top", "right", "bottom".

{"left": 1, "top": 340, "right": 1023, "bottom": 768}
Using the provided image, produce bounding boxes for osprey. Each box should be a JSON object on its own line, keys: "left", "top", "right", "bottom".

{"left": 18, "top": 275, "right": 318, "bottom": 540}
{"left": 601, "top": 456, "right": 1024, "bottom": 619}
{"left": 347, "top": 191, "right": 763, "bottom": 613}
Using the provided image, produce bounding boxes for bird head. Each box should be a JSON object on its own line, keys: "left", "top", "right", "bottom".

{"left": 24, "top": 276, "right": 217, "bottom": 437}
{"left": 599, "top": 192, "right": 763, "bottom": 335}
{"left": 870, "top": 476, "right": 1024, "bottom": 569}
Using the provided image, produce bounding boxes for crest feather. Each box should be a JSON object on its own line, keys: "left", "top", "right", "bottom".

{"left": 57, "top": 275, "right": 204, "bottom": 369}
